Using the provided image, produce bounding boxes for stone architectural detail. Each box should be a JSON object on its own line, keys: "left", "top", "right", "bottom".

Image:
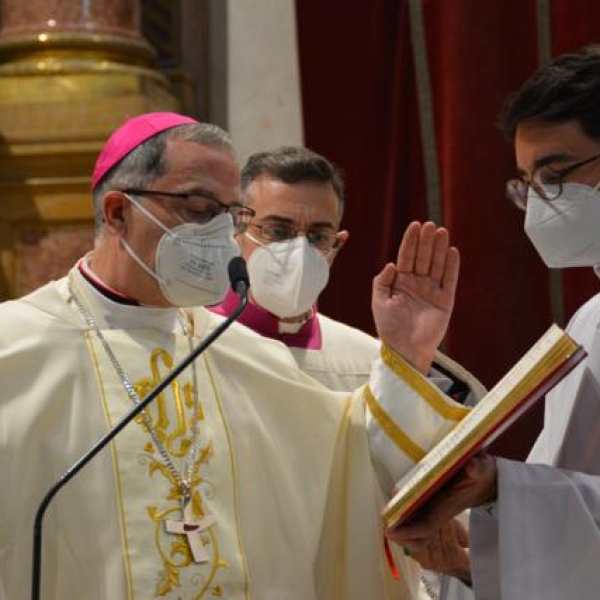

{"left": 0, "top": 0, "right": 140, "bottom": 37}
{"left": 16, "top": 226, "right": 95, "bottom": 296}
{"left": 0, "top": 0, "right": 180, "bottom": 299}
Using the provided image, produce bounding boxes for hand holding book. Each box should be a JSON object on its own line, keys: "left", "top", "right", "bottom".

{"left": 383, "top": 324, "right": 586, "bottom": 547}
{"left": 388, "top": 453, "right": 497, "bottom": 553}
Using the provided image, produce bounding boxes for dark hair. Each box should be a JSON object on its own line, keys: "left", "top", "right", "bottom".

{"left": 241, "top": 146, "right": 345, "bottom": 216}
{"left": 500, "top": 45, "right": 600, "bottom": 141}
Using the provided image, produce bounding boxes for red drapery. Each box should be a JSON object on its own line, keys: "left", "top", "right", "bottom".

{"left": 296, "top": 0, "right": 600, "bottom": 458}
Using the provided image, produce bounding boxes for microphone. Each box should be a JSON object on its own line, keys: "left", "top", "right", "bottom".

{"left": 228, "top": 255, "right": 250, "bottom": 298}
{"left": 31, "top": 257, "right": 250, "bottom": 600}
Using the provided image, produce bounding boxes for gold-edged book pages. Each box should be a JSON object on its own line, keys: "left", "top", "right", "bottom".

{"left": 383, "top": 324, "right": 586, "bottom": 530}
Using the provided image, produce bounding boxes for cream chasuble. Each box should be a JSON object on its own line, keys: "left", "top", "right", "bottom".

{"left": 0, "top": 267, "right": 469, "bottom": 600}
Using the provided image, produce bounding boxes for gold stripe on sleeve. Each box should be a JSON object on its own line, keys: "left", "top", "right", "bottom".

{"left": 381, "top": 345, "right": 470, "bottom": 422}
{"left": 364, "top": 385, "right": 426, "bottom": 463}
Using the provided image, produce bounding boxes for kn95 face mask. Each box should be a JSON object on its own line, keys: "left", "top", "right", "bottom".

{"left": 122, "top": 194, "right": 240, "bottom": 306}
{"left": 525, "top": 182, "right": 600, "bottom": 268}
{"left": 245, "top": 234, "right": 330, "bottom": 318}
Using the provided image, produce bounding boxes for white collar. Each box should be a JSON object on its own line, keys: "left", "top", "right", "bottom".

{"left": 78, "top": 259, "right": 184, "bottom": 334}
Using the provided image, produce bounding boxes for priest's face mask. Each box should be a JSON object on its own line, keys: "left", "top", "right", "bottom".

{"left": 237, "top": 176, "right": 349, "bottom": 318}
{"left": 508, "top": 120, "right": 600, "bottom": 270}
{"left": 113, "top": 139, "right": 252, "bottom": 307}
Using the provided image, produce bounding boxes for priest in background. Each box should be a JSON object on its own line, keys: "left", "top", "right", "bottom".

{"left": 211, "top": 145, "right": 484, "bottom": 399}
{"left": 0, "top": 112, "right": 472, "bottom": 599}
{"left": 391, "top": 45, "right": 600, "bottom": 600}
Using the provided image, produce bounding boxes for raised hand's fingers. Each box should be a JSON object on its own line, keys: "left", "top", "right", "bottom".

{"left": 372, "top": 263, "right": 397, "bottom": 298}
{"left": 441, "top": 247, "right": 460, "bottom": 293}
{"left": 429, "top": 228, "right": 450, "bottom": 281}
{"left": 396, "top": 221, "right": 421, "bottom": 273}
{"left": 414, "top": 221, "right": 438, "bottom": 275}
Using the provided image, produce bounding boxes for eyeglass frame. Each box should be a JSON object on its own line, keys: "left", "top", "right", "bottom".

{"left": 506, "top": 151, "right": 600, "bottom": 211}
{"left": 247, "top": 220, "right": 341, "bottom": 252}
{"left": 121, "top": 188, "right": 255, "bottom": 230}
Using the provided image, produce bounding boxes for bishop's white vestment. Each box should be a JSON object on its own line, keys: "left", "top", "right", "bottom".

{"left": 0, "top": 267, "right": 470, "bottom": 600}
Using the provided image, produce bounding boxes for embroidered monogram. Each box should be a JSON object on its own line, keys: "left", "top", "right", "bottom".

{"left": 135, "top": 367, "right": 224, "bottom": 596}
{"left": 70, "top": 280, "right": 243, "bottom": 598}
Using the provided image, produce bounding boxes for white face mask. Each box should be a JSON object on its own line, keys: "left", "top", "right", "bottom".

{"left": 524, "top": 182, "right": 600, "bottom": 269}
{"left": 246, "top": 233, "right": 330, "bottom": 319}
{"left": 122, "top": 195, "right": 240, "bottom": 306}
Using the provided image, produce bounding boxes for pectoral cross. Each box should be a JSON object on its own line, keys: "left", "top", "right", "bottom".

{"left": 165, "top": 501, "right": 215, "bottom": 563}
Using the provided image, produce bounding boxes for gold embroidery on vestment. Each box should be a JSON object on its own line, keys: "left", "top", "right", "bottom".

{"left": 364, "top": 384, "right": 426, "bottom": 462}
{"left": 133, "top": 348, "right": 198, "bottom": 457}
{"left": 88, "top": 330, "right": 239, "bottom": 599}
{"left": 148, "top": 496, "right": 225, "bottom": 597}
{"left": 381, "top": 345, "right": 470, "bottom": 421}
{"left": 133, "top": 347, "right": 227, "bottom": 598}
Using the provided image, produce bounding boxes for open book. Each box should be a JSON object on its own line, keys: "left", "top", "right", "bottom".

{"left": 383, "top": 324, "right": 586, "bottom": 530}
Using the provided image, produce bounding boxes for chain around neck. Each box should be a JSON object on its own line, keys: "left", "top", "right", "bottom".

{"left": 68, "top": 278, "right": 201, "bottom": 503}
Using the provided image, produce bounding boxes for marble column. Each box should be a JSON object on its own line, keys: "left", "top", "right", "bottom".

{"left": 0, "top": 0, "right": 180, "bottom": 298}
{"left": 219, "top": 0, "right": 304, "bottom": 162}
{"left": 0, "top": 0, "right": 140, "bottom": 37}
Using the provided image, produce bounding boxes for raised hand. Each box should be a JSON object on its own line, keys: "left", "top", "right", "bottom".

{"left": 372, "top": 221, "right": 459, "bottom": 373}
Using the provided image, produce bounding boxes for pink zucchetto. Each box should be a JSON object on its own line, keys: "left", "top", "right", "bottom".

{"left": 91, "top": 112, "right": 199, "bottom": 189}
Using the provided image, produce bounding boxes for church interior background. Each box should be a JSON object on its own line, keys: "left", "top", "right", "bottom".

{"left": 1, "top": 0, "right": 598, "bottom": 459}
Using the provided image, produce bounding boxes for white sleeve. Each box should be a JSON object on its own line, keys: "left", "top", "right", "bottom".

{"left": 363, "top": 345, "right": 470, "bottom": 494}
{"left": 470, "top": 457, "right": 600, "bottom": 600}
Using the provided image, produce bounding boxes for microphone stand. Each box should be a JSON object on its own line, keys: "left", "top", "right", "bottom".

{"left": 31, "top": 281, "right": 248, "bottom": 600}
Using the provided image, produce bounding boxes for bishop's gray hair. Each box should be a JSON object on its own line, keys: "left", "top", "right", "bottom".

{"left": 92, "top": 122, "right": 234, "bottom": 236}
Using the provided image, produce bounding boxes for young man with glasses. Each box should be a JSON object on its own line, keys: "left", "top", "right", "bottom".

{"left": 390, "top": 45, "right": 600, "bottom": 600}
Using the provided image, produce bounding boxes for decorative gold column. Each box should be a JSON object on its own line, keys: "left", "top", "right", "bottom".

{"left": 0, "top": 0, "right": 180, "bottom": 298}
